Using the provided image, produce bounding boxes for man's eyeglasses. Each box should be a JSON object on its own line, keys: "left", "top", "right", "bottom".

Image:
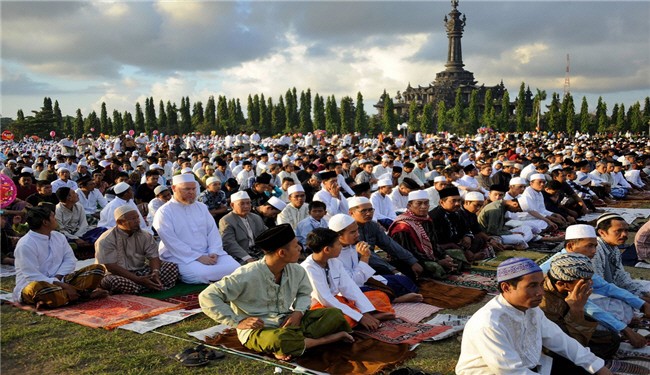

{"left": 357, "top": 207, "right": 375, "bottom": 215}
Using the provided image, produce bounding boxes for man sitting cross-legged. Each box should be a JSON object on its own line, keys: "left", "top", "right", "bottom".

{"left": 13, "top": 206, "right": 108, "bottom": 309}
{"left": 199, "top": 224, "right": 353, "bottom": 361}
{"left": 96, "top": 205, "right": 179, "bottom": 295}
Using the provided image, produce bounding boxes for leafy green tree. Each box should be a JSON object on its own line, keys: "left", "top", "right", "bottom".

{"left": 73, "top": 109, "right": 84, "bottom": 139}
{"left": 382, "top": 93, "right": 396, "bottom": 134}
{"left": 325, "top": 95, "right": 340, "bottom": 135}
{"left": 166, "top": 101, "right": 178, "bottom": 135}
{"left": 339, "top": 96, "right": 354, "bottom": 134}
{"left": 532, "top": 89, "right": 546, "bottom": 131}
{"left": 579, "top": 96, "right": 591, "bottom": 134}
{"left": 100, "top": 102, "right": 110, "bottom": 135}
{"left": 53, "top": 100, "right": 63, "bottom": 134}
{"left": 629, "top": 102, "right": 644, "bottom": 133}
{"left": 272, "top": 96, "right": 286, "bottom": 135}
{"left": 515, "top": 83, "right": 526, "bottom": 132}
{"left": 179, "top": 97, "right": 192, "bottom": 135}
{"left": 285, "top": 89, "right": 298, "bottom": 133}
{"left": 246, "top": 95, "right": 258, "bottom": 131}
{"left": 561, "top": 93, "right": 575, "bottom": 134}
{"left": 63, "top": 117, "right": 73, "bottom": 138}
{"left": 498, "top": 91, "right": 511, "bottom": 132}
{"left": 354, "top": 92, "right": 368, "bottom": 135}
{"left": 436, "top": 101, "right": 447, "bottom": 133}
{"left": 408, "top": 100, "right": 419, "bottom": 132}
{"left": 235, "top": 99, "right": 245, "bottom": 127}
{"left": 123, "top": 111, "right": 134, "bottom": 134}
{"left": 452, "top": 89, "right": 464, "bottom": 133}
{"left": 420, "top": 103, "right": 434, "bottom": 133}
{"left": 596, "top": 97, "right": 608, "bottom": 134}
{"left": 313, "top": 94, "right": 326, "bottom": 131}
{"left": 616, "top": 104, "right": 626, "bottom": 132}
{"left": 158, "top": 100, "right": 168, "bottom": 134}
{"left": 259, "top": 94, "right": 271, "bottom": 135}
{"left": 145, "top": 97, "right": 156, "bottom": 134}
{"left": 134, "top": 102, "right": 145, "bottom": 133}
{"left": 368, "top": 115, "right": 380, "bottom": 136}
{"left": 112, "top": 110, "right": 123, "bottom": 135}
{"left": 468, "top": 90, "right": 479, "bottom": 133}
{"left": 299, "top": 90, "right": 312, "bottom": 133}
{"left": 644, "top": 97, "right": 650, "bottom": 126}
{"left": 610, "top": 104, "right": 620, "bottom": 131}
{"left": 204, "top": 96, "right": 216, "bottom": 132}
{"left": 482, "top": 89, "right": 495, "bottom": 129}
{"left": 546, "top": 92, "right": 561, "bottom": 133}
{"left": 227, "top": 99, "right": 238, "bottom": 134}
{"left": 216, "top": 96, "right": 229, "bottom": 134}
{"left": 191, "top": 101, "right": 204, "bottom": 132}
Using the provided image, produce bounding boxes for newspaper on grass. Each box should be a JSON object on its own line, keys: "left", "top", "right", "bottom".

{"left": 423, "top": 314, "right": 471, "bottom": 341}
{"left": 0, "top": 264, "right": 16, "bottom": 277}
{"left": 118, "top": 307, "right": 203, "bottom": 334}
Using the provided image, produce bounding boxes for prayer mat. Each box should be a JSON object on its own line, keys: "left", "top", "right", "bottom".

{"left": 355, "top": 318, "right": 452, "bottom": 345}
{"left": 140, "top": 282, "right": 207, "bottom": 300}
{"left": 205, "top": 328, "right": 416, "bottom": 375}
{"left": 162, "top": 292, "right": 200, "bottom": 310}
{"left": 607, "top": 358, "right": 650, "bottom": 375}
{"left": 617, "top": 343, "right": 650, "bottom": 359}
{"left": 417, "top": 280, "right": 487, "bottom": 309}
{"left": 472, "top": 250, "right": 552, "bottom": 272}
{"left": 440, "top": 270, "right": 498, "bottom": 294}
{"left": 9, "top": 294, "right": 182, "bottom": 330}
{"left": 393, "top": 302, "right": 442, "bottom": 323}
{"left": 527, "top": 241, "right": 564, "bottom": 253}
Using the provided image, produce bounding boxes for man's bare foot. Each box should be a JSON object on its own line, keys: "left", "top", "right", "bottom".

{"left": 274, "top": 353, "right": 292, "bottom": 361}
{"left": 372, "top": 312, "right": 395, "bottom": 321}
{"left": 90, "top": 288, "right": 109, "bottom": 299}
{"left": 393, "top": 293, "right": 424, "bottom": 303}
{"left": 304, "top": 331, "right": 355, "bottom": 351}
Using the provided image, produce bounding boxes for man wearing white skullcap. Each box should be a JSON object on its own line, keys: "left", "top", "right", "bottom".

{"left": 505, "top": 176, "right": 527, "bottom": 200}
{"left": 154, "top": 173, "right": 239, "bottom": 284}
{"left": 219, "top": 191, "right": 268, "bottom": 265}
{"left": 424, "top": 175, "right": 449, "bottom": 209}
{"left": 98, "top": 182, "right": 152, "bottom": 234}
{"left": 96, "top": 205, "right": 180, "bottom": 295}
{"left": 456, "top": 256, "right": 612, "bottom": 375}
{"left": 276, "top": 184, "right": 309, "bottom": 230}
{"left": 251, "top": 196, "right": 286, "bottom": 228}
{"left": 460, "top": 191, "right": 502, "bottom": 256}
{"left": 540, "top": 224, "right": 650, "bottom": 351}
{"left": 369, "top": 178, "right": 396, "bottom": 229}
{"left": 51, "top": 166, "right": 78, "bottom": 193}
{"left": 520, "top": 173, "right": 568, "bottom": 230}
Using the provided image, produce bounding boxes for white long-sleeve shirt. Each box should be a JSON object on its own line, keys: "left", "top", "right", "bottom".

{"left": 276, "top": 203, "right": 309, "bottom": 229}
{"left": 456, "top": 294, "right": 604, "bottom": 375}
{"left": 55, "top": 202, "right": 90, "bottom": 240}
{"left": 51, "top": 178, "right": 78, "bottom": 193}
{"left": 313, "top": 189, "right": 349, "bottom": 221}
{"left": 370, "top": 191, "right": 396, "bottom": 221}
{"left": 390, "top": 189, "right": 408, "bottom": 213}
{"left": 76, "top": 188, "right": 107, "bottom": 215}
{"left": 520, "top": 186, "right": 553, "bottom": 217}
{"left": 13, "top": 230, "right": 77, "bottom": 302}
{"left": 301, "top": 256, "right": 375, "bottom": 322}
{"left": 153, "top": 198, "right": 228, "bottom": 265}
{"left": 98, "top": 197, "right": 151, "bottom": 234}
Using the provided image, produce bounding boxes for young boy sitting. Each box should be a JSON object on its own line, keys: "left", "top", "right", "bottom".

{"left": 295, "top": 201, "right": 328, "bottom": 248}
{"left": 302, "top": 227, "right": 395, "bottom": 330}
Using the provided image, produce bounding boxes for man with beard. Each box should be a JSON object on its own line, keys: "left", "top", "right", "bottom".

{"left": 153, "top": 174, "right": 239, "bottom": 284}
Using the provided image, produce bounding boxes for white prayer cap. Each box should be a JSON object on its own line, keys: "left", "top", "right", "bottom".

{"left": 348, "top": 196, "right": 370, "bottom": 208}
{"left": 181, "top": 167, "right": 193, "bottom": 174}
{"left": 424, "top": 171, "right": 436, "bottom": 181}
{"left": 231, "top": 191, "right": 250, "bottom": 202}
{"left": 408, "top": 190, "right": 429, "bottom": 202}
{"left": 56, "top": 166, "right": 70, "bottom": 173}
{"left": 377, "top": 178, "right": 393, "bottom": 187}
{"left": 172, "top": 174, "right": 196, "bottom": 185}
{"left": 621, "top": 160, "right": 631, "bottom": 167}
{"left": 509, "top": 177, "right": 527, "bottom": 186}
{"left": 266, "top": 196, "right": 286, "bottom": 211}
{"left": 585, "top": 151, "right": 595, "bottom": 157}
{"left": 113, "top": 204, "right": 138, "bottom": 220}
{"left": 206, "top": 176, "right": 220, "bottom": 186}
{"left": 465, "top": 192, "right": 484, "bottom": 201}
{"left": 529, "top": 173, "right": 546, "bottom": 181}
{"left": 150, "top": 164, "right": 163, "bottom": 171}
{"left": 328, "top": 214, "right": 355, "bottom": 232}
{"left": 138, "top": 160, "right": 148, "bottom": 167}
{"left": 287, "top": 185, "right": 304, "bottom": 196}
{"left": 154, "top": 185, "right": 169, "bottom": 196}
{"left": 114, "top": 181, "right": 131, "bottom": 195}
{"left": 21, "top": 167, "right": 34, "bottom": 174}
{"left": 434, "top": 176, "right": 447, "bottom": 183}
{"left": 565, "top": 224, "right": 597, "bottom": 240}
{"left": 7, "top": 160, "right": 17, "bottom": 165}
{"left": 514, "top": 163, "right": 523, "bottom": 170}
{"left": 577, "top": 174, "right": 592, "bottom": 186}
{"left": 99, "top": 160, "right": 111, "bottom": 168}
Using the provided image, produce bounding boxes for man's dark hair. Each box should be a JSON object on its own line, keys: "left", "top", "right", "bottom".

{"left": 545, "top": 180, "right": 562, "bottom": 190}
{"left": 26, "top": 206, "right": 53, "bottom": 230}
{"left": 36, "top": 179, "right": 51, "bottom": 188}
{"left": 145, "top": 170, "right": 160, "bottom": 177}
{"left": 308, "top": 201, "right": 326, "bottom": 211}
{"left": 306, "top": 228, "right": 339, "bottom": 254}
{"left": 55, "top": 187, "right": 71, "bottom": 202}
{"left": 498, "top": 276, "right": 523, "bottom": 294}
{"left": 596, "top": 216, "right": 626, "bottom": 232}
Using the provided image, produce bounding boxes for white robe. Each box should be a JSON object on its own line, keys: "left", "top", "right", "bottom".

{"left": 313, "top": 189, "right": 349, "bottom": 221}
{"left": 276, "top": 203, "right": 309, "bottom": 230}
{"left": 76, "top": 188, "right": 107, "bottom": 215}
{"left": 98, "top": 197, "right": 152, "bottom": 234}
{"left": 153, "top": 198, "right": 239, "bottom": 284}
{"left": 370, "top": 191, "right": 396, "bottom": 221}
{"left": 456, "top": 294, "right": 604, "bottom": 375}
{"left": 13, "top": 231, "right": 77, "bottom": 302}
{"left": 390, "top": 189, "right": 409, "bottom": 213}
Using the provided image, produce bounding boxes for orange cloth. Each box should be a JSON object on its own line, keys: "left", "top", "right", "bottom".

{"left": 311, "top": 291, "right": 394, "bottom": 328}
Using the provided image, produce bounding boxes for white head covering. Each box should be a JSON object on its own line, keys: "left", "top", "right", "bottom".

{"left": 114, "top": 181, "right": 131, "bottom": 195}
{"left": 56, "top": 166, "right": 70, "bottom": 174}
{"left": 266, "top": 196, "right": 286, "bottom": 211}
{"left": 172, "top": 174, "right": 196, "bottom": 185}
{"left": 465, "top": 192, "right": 484, "bottom": 201}
{"left": 377, "top": 178, "right": 393, "bottom": 187}
{"left": 433, "top": 176, "right": 447, "bottom": 183}
{"left": 206, "top": 176, "right": 220, "bottom": 186}
{"left": 287, "top": 185, "right": 305, "bottom": 196}
{"left": 408, "top": 190, "right": 429, "bottom": 201}
{"left": 21, "top": 167, "right": 34, "bottom": 174}
{"left": 154, "top": 185, "right": 169, "bottom": 196}
{"left": 529, "top": 173, "right": 546, "bottom": 181}
{"left": 181, "top": 167, "right": 193, "bottom": 174}
{"left": 231, "top": 191, "right": 250, "bottom": 202}
{"left": 328, "top": 214, "right": 355, "bottom": 232}
{"left": 348, "top": 196, "right": 370, "bottom": 208}
{"left": 565, "top": 224, "right": 597, "bottom": 240}
{"left": 113, "top": 205, "right": 138, "bottom": 220}
{"left": 509, "top": 177, "right": 527, "bottom": 186}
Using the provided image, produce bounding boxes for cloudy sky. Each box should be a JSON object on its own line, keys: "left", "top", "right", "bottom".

{"left": 1, "top": 1, "right": 649, "bottom": 120}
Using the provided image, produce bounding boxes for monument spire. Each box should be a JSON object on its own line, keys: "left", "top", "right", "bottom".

{"left": 445, "top": 0, "right": 467, "bottom": 72}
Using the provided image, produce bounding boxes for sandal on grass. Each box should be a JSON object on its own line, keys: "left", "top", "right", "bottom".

{"left": 195, "top": 344, "right": 226, "bottom": 360}
{"left": 175, "top": 347, "right": 210, "bottom": 367}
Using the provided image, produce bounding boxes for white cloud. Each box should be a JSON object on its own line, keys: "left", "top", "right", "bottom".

{"left": 512, "top": 43, "right": 550, "bottom": 64}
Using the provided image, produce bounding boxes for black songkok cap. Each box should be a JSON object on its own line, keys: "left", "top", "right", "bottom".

{"left": 255, "top": 224, "right": 296, "bottom": 253}
{"left": 438, "top": 186, "right": 460, "bottom": 199}
{"left": 319, "top": 171, "right": 337, "bottom": 181}
{"left": 352, "top": 182, "right": 370, "bottom": 195}
{"left": 255, "top": 173, "right": 273, "bottom": 185}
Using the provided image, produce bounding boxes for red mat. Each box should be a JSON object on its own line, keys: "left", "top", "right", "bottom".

{"left": 355, "top": 318, "right": 452, "bottom": 345}
{"left": 9, "top": 294, "right": 182, "bottom": 330}
{"left": 162, "top": 293, "right": 200, "bottom": 310}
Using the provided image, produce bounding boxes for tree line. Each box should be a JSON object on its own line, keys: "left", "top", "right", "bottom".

{"left": 3, "top": 84, "right": 650, "bottom": 139}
